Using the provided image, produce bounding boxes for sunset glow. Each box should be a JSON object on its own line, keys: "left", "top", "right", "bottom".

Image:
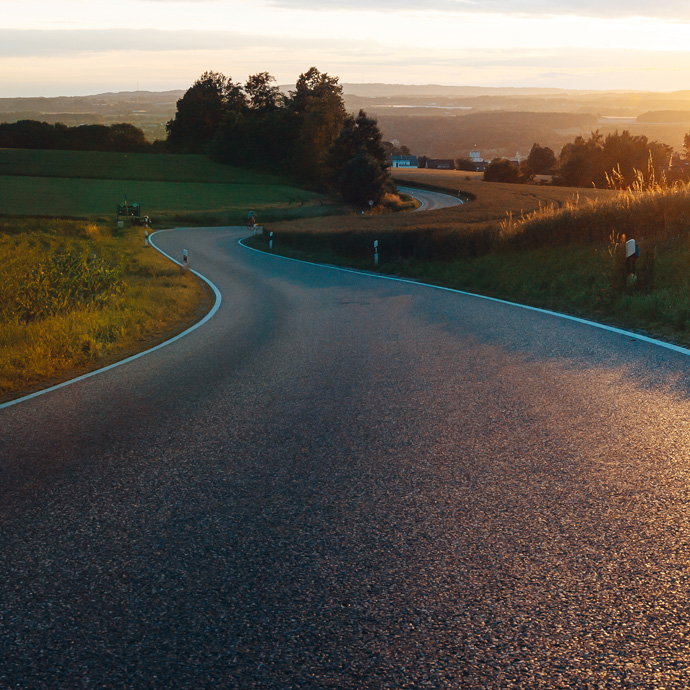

{"left": 2, "top": 0, "right": 690, "bottom": 95}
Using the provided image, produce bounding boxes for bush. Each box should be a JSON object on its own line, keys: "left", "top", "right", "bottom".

{"left": 484, "top": 158, "right": 520, "bottom": 183}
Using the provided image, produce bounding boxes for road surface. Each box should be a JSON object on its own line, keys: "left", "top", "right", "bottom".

{"left": 397, "top": 185, "right": 465, "bottom": 211}
{"left": 3, "top": 227, "right": 690, "bottom": 688}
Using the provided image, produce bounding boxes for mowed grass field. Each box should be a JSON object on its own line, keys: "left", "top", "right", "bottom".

{"left": 0, "top": 149, "right": 329, "bottom": 222}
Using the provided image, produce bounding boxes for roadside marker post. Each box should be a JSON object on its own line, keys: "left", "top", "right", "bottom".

{"left": 183, "top": 249, "right": 188, "bottom": 267}
{"left": 625, "top": 238, "right": 638, "bottom": 271}
{"left": 269, "top": 232, "right": 274, "bottom": 250}
{"left": 374, "top": 240, "right": 379, "bottom": 266}
{"left": 144, "top": 230, "right": 149, "bottom": 247}
{"left": 625, "top": 238, "right": 639, "bottom": 288}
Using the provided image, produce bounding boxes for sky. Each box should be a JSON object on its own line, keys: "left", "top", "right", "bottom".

{"left": 3, "top": 0, "right": 690, "bottom": 97}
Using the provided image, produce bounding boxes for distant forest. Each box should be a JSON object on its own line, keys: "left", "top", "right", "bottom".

{"left": 0, "top": 120, "right": 151, "bottom": 153}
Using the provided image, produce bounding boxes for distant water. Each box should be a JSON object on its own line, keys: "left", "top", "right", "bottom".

{"left": 379, "top": 105, "right": 474, "bottom": 110}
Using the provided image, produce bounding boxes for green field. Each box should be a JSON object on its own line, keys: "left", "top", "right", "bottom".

{"left": 0, "top": 149, "right": 331, "bottom": 223}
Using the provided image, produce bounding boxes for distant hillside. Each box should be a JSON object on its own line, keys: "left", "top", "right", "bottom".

{"left": 374, "top": 112, "right": 599, "bottom": 160}
{"left": 2, "top": 85, "right": 690, "bottom": 155}
{"left": 637, "top": 111, "right": 690, "bottom": 123}
{"left": 0, "top": 90, "right": 184, "bottom": 142}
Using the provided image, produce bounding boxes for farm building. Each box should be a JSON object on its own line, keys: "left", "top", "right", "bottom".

{"left": 391, "top": 155, "right": 418, "bottom": 168}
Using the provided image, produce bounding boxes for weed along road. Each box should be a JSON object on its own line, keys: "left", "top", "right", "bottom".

{"left": 5, "top": 226, "right": 690, "bottom": 688}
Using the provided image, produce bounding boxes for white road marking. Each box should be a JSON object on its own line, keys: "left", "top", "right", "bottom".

{"left": 240, "top": 239, "right": 690, "bottom": 358}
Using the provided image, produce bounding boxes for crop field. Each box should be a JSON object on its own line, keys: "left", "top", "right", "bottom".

{"left": 265, "top": 168, "right": 611, "bottom": 242}
{"left": 393, "top": 168, "right": 614, "bottom": 218}
{"left": 0, "top": 149, "right": 329, "bottom": 222}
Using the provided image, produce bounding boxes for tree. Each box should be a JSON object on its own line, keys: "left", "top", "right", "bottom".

{"left": 602, "top": 131, "right": 671, "bottom": 189}
{"left": 558, "top": 130, "right": 672, "bottom": 189}
{"left": 108, "top": 123, "right": 148, "bottom": 152}
{"left": 558, "top": 132, "right": 606, "bottom": 187}
{"left": 330, "top": 110, "right": 393, "bottom": 204}
{"left": 289, "top": 67, "right": 346, "bottom": 185}
{"left": 244, "top": 72, "right": 282, "bottom": 114}
{"left": 483, "top": 158, "right": 520, "bottom": 183}
{"left": 337, "top": 151, "right": 391, "bottom": 206}
{"left": 166, "top": 71, "right": 245, "bottom": 152}
{"left": 526, "top": 143, "right": 556, "bottom": 175}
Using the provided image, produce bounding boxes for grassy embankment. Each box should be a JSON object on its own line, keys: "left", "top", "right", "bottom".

{"left": 0, "top": 149, "right": 333, "bottom": 402}
{"left": 0, "top": 149, "right": 337, "bottom": 226}
{"left": 249, "top": 168, "right": 690, "bottom": 348}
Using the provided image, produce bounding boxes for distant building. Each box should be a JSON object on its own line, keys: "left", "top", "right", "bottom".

{"left": 469, "top": 150, "right": 483, "bottom": 163}
{"left": 391, "top": 155, "right": 418, "bottom": 168}
{"left": 427, "top": 158, "right": 454, "bottom": 170}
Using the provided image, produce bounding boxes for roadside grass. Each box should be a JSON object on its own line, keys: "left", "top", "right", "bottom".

{"left": 0, "top": 218, "right": 211, "bottom": 402}
{"left": 250, "top": 172, "right": 690, "bottom": 348}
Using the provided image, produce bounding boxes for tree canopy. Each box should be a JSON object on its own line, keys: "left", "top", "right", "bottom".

{"left": 483, "top": 158, "right": 520, "bottom": 183}
{"left": 329, "top": 110, "right": 393, "bottom": 204}
{"left": 166, "top": 71, "right": 246, "bottom": 153}
{"left": 525, "top": 143, "right": 556, "bottom": 175}
{"left": 0, "top": 120, "right": 149, "bottom": 152}
{"left": 558, "top": 130, "right": 673, "bottom": 189}
{"left": 168, "top": 67, "right": 392, "bottom": 204}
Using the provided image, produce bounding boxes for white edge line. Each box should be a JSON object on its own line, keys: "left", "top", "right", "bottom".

{"left": 0, "top": 229, "right": 222, "bottom": 411}
{"left": 239, "top": 238, "right": 690, "bottom": 358}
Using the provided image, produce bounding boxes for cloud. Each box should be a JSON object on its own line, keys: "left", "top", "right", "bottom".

{"left": 0, "top": 29, "right": 280, "bottom": 57}
{"left": 266, "top": 0, "right": 690, "bottom": 20}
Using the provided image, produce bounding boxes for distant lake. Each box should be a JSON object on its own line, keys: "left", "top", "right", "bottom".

{"left": 378, "top": 105, "right": 474, "bottom": 110}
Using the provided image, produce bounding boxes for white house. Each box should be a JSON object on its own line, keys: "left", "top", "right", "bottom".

{"left": 391, "top": 155, "right": 418, "bottom": 168}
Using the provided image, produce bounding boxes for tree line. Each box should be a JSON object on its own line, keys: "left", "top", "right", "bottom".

{"left": 0, "top": 120, "right": 150, "bottom": 153}
{"left": 166, "top": 68, "right": 393, "bottom": 205}
{"left": 484, "top": 131, "right": 682, "bottom": 190}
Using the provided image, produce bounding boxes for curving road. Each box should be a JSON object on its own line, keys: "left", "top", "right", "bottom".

{"left": 3, "top": 227, "right": 690, "bottom": 688}
{"left": 397, "top": 185, "right": 465, "bottom": 211}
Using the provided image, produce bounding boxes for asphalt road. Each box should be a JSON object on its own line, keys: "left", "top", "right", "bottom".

{"left": 3, "top": 227, "right": 690, "bottom": 688}
{"left": 397, "top": 185, "right": 465, "bottom": 211}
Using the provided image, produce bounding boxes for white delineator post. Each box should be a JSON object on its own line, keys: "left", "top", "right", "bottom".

{"left": 144, "top": 230, "right": 149, "bottom": 247}
{"left": 374, "top": 240, "right": 379, "bottom": 266}
{"left": 269, "top": 232, "right": 274, "bottom": 250}
{"left": 183, "top": 249, "right": 188, "bottom": 267}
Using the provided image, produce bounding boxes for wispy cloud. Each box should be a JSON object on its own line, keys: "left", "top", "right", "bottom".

{"left": 0, "top": 28, "right": 334, "bottom": 57}
{"left": 266, "top": 0, "right": 690, "bottom": 19}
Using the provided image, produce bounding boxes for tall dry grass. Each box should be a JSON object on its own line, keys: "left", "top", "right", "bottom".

{"left": 0, "top": 219, "right": 210, "bottom": 401}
